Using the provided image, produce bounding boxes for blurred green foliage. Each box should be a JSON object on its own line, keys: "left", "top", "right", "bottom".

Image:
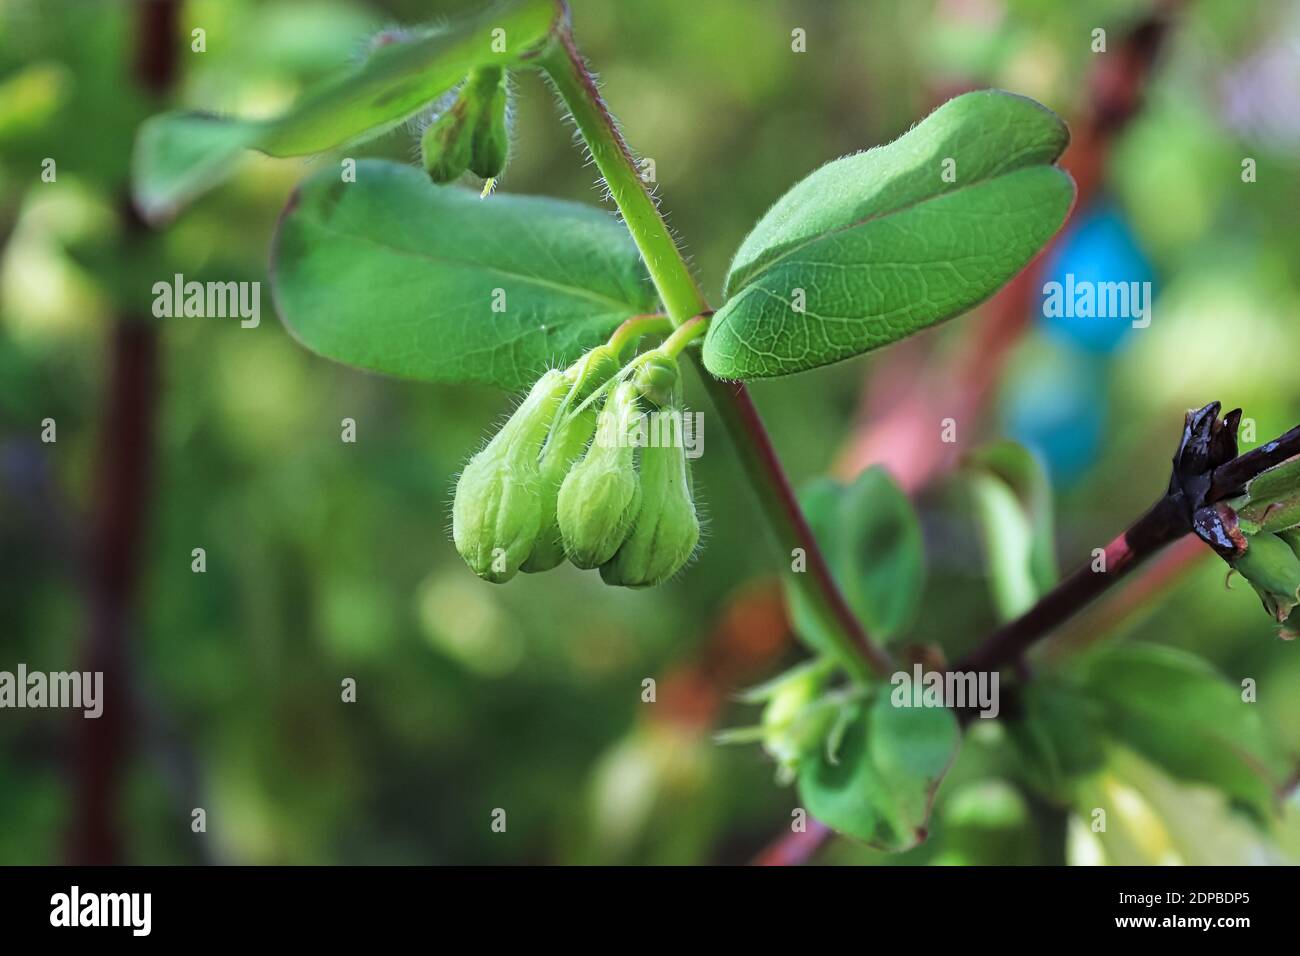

{"left": 2, "top": 0, "right": 1300, "bottom": 864}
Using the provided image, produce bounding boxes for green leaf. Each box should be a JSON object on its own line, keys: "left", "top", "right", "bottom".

{"left": 271, "top": 160, "right": 659, "bottom": 391}
{"left": 131, "top": 115, "right": 263, "bottom": 225}
{"left": 703, "top": 90, "right": 1073, "bottom": 380}
{"left": 785, "top": 466, "right": 925, "bottom": 656}
{"left": 1006, "top": 676, "right": 1106, "bottom": 800}
{"left": 1069, "top": 643, "right": 1285, "bottom": 816}
{"left": 797, "top": 693, "right": 958, "bottom": 850}
{"left": 965, "top": 441, "right": 1057, "bottom": 621}
{"left": 131, "top": 0, "right": 558, "bottom": 221}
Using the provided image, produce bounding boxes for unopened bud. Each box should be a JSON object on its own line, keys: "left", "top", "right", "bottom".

{"left": 421, "top": 97, "right": 477, "bottom": 184}
{"left": 468, "top": 66, "right": 509, "bottom": 180}
{"left": 736, "top": 660, "right": 835, "bottom": 777}
{"left": 632, "top": 352, "right": 679, "bottom": 407}
{"left": 557, "top": 382, "right": 642, "bottom": 569}
{"left": 600, "top": 430, "right": 699, "bottom": 588}
{"left": 522, "top": 404, "right": 598, "bottom": 573}
{"left": 1231, "top": 529, "right": 1300, "bottom": 623}
{"left": 452, "top": 370, "right": 568, "bottom": 582}
{"left": 570, "top": 343, "right": 620, "bottom": 399}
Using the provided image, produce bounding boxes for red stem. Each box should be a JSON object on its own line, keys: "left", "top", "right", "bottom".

{"left": 698, "top": 373, "right": 895, "bottom": 679}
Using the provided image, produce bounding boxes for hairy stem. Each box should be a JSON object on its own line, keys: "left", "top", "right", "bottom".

{"left": 539, "top": 25, "right": 706, "bottom": 324}
{"left": 538, "top": 10, "right": 892, "bottom": 680}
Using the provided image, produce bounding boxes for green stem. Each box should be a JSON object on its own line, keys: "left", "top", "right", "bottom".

{"left": 607, "top": 312, "right": 672, "bottom": 353}
{"left": 660, "top": 313, "right": 709, "bottom": 358}
{"left": 538, "top": 12, "right": 893, "bottom": 681}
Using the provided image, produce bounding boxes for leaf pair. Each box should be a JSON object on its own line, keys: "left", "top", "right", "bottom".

{"left": 135, "top": 37, "right": 1074, "bottom": 388}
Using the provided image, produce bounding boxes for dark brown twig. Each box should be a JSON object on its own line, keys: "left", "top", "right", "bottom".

{"left": 66, "top": 0, "right": 177, "bottom": 866}
{"left": 957, "top": 418, "right": 1300, "bottom": 674}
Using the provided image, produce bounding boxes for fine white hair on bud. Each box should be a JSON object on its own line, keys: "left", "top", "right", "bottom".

{"left": 557, "top": 382, "right": 643, "bottom": 569}
{"left": 451, "top": 370, "right": 568, "bottom": 583}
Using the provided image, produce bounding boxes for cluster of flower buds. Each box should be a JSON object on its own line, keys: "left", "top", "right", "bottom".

{"left": 452, "top": 335, "right": 701, "bottom": 587}
{"left": 421, "top": 66, "right": 510, "bottom": 184}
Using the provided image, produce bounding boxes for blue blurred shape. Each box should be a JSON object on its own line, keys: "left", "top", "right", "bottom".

{"left": 1003, "top": 340, "right": 1106, "bottom": 485}
{"left": 1038, "top": 201, "right": 1155, "bottom": 354}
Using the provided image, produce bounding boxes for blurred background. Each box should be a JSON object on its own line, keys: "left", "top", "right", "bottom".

{"left": 2, "top": 0, "right": 1300, "bottom": 865}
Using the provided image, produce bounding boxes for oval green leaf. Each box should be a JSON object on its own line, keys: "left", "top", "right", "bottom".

{"left": 1070, "top": 643, "right": 1285, "bottom": 817}
{"left": 271, "top": 159, "right": 659, "bottom": 391}
{"left": 797, "top": 693, "right": 958, "bottom": 851}
{"left": 704, "top": 89, "right": 1074, "bottom": 380}
{"left": 785, "top": 466, "right": 926, "bottom": 657}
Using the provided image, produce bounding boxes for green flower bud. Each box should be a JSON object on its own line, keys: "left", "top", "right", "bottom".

{"left": 632, "top": 352, "right": 679, "bottom": 407}
{"left": 1231, "top": 529, "right": 1300, "bottom": 623}
{"left": 600, "top": 428, "right": 699, "bottom": 588}
{"left": 421, "top": 95, "right": 478, "bottom": 184}
{"left": 759, "top": 663, "right": 835, "bottom": 775}
{"left": 570, "top": 343, "right": 620, "bottom": 400}
{"left": 557, "top": 382, "right": 643, "bottom": 569}
{"left": 521, "top": 404, "right": 598, "bottom": 573}
{"left": 452, "top": 370, "right": 568, "bottom": 582}
{"left": 521, "top": 343, "right": 623, "bottom": 572}
{"left": 716, "top": 659, "right": 836, "bottom": 781}
{"left": 467, "top": 66, "right": 509, "bottom": 180}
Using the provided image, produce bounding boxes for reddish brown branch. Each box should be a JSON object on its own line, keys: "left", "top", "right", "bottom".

{"left": 68, "top": 323, "right": 159, "bottom": 864}
{"left": 957, "top": 422, "right": 1300, "bottom": 675}
{"left": 698, "top": 373, "right": 896, "bottom": 680}
{"left": 954, "top": 496, "right": 1185, "bottom": 673}
{"left": 66, "top": 0, "right": 177, "bottom": 866}
{"left": 1043, "top": 532, "right": 1208, "bottom": 661}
